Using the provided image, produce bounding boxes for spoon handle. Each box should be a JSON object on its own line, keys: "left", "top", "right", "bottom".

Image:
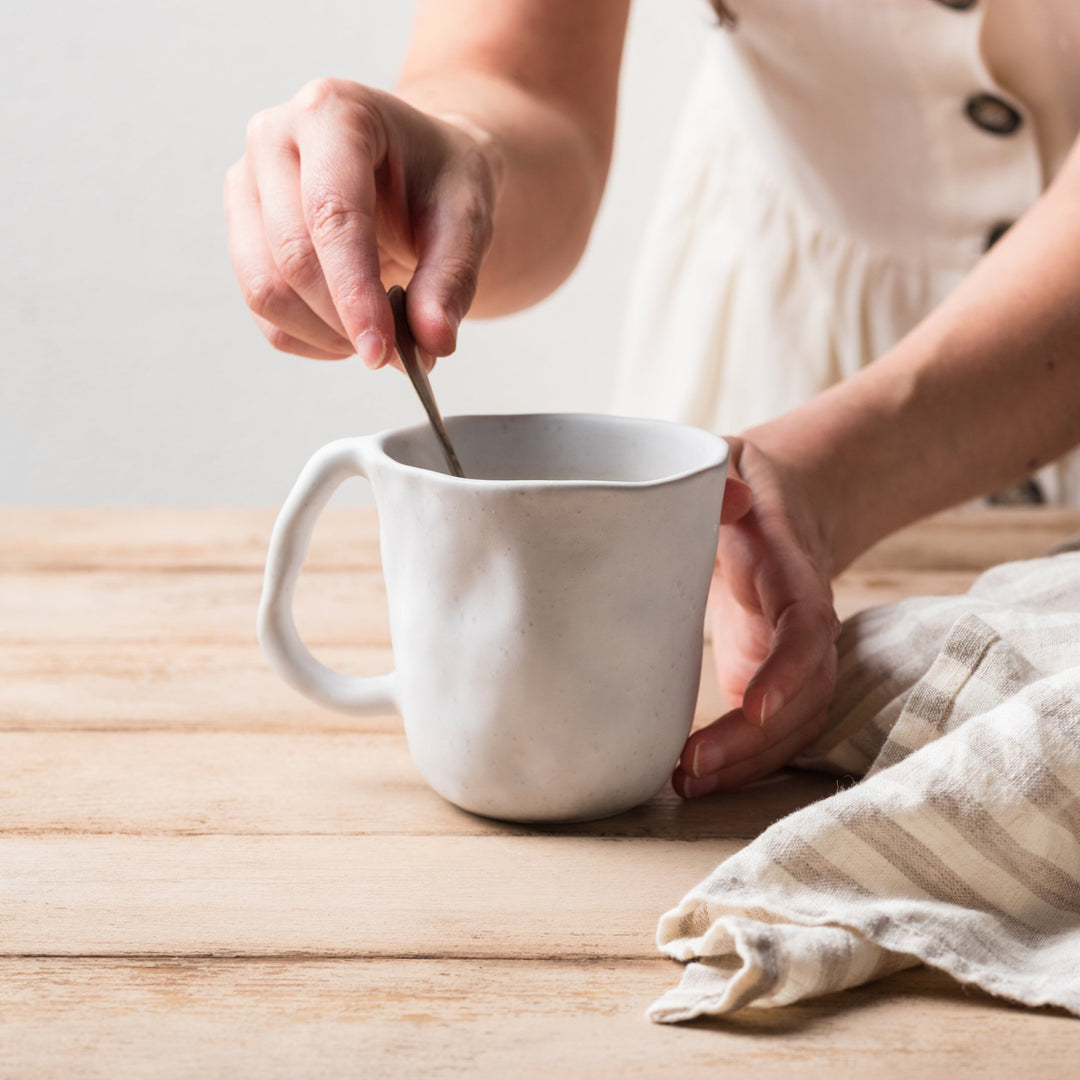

{"left": 387, "top": 286, "right": 466, "bottom": 478}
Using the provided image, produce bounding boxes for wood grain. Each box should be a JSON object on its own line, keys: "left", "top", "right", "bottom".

{"left": 0, "top": 644, "right": 398, "bottom": 732}
{"left": 0, "top": 565, "right": 987, "bottom": 649}
{"left": 0, "top": 633, "right": 726, "bottom": 732}
{"left": 0, "top": 571, "right": 390, "bottom": 646}
{"left": 0, "top": 731, "right": 837, "bottom": 839}
{"left": 4, "top": 506, "right": 1077, "bottom": 573}
{"left": 849, "top": 506, "right": 1080, "bottom": 571}
{"left": 0, "top": 834, "right": 736, "bottom": 957}
{"left": 0, "top": 507, "right": 375, "bottom": 572}
{"left": 2, "top": 959, "right": 1076, "bottom": 1080}
{"left": 6, "top": 506, "right": 1080, "bottom": 1077}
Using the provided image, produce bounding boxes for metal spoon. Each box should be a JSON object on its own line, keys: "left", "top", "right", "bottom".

{"left": 387, "top": 285, "right": 466, "bottom": 478}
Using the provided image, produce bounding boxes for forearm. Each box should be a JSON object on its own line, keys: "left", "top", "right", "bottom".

{"left": 397, "top": 70, "right": 609, "bottom": 316}
{"left": 748, "top": 140, "right": 1080, "bottom": 573}
{"left": 396, "top": 0, "right": 629, "bottom": 316}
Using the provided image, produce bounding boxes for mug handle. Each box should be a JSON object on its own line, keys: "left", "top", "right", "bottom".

{"left": 257, "top": 437, "right": 398, "bottom": 715}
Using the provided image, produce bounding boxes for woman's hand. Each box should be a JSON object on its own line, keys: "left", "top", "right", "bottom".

{"left": 224, "top": 78, "right": 501, "bottom": 366}
{"left": 673, "top": 435, "right": 842, "bottom": 797}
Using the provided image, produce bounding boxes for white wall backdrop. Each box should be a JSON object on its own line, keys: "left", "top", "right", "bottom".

{"left": 2, "top": 1, "right": 709, "bottom": 504}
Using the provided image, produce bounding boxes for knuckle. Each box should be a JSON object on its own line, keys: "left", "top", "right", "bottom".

{"left": 295, "top": 77, "right": 341, "bottom": 111}
{"left": 349, "top": 99, "right": 385, "bottom": 155}
{"left": 260, "top": 323, "right": 293, "bottom": 352}
{"left": 245, "top": 108, "right": 277, "bottom": 147}
{"left": 330, "top": 274, "right": 375, "bottom": 320}
{"left": 295, "top": 78, "right": 385, "bottom": 156}
{"left": 436, "top": 251, "right": 482, "bottom": 314}
{"left": 274, "top": 230, "right": 321, "bottom": 287}
{"left": 306, "top": 191, "right": 372, "bottom": 241}
{"left": 243, "top": 273, "right": 291, "bottom": 322}
{"left": 295, "top": 77, "right": 370, "bottom": 118}
{"left": 793, "top": 596, "right": 839, "bottom": 633}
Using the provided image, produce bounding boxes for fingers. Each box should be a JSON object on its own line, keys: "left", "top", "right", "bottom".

{"left": 250, "top": 316, "right": 354, "bottom": 361}
{"left": 296, "top": 85, "right": 395, "bottom": 367}
{"left": 672, "top": 706, "right": 831, "bottom": 797}
{"left": 719, "top": 476, "right": 753, "bottom": 525}
{"left": 244, "top": 113, "right": 351, "bottom": 341}
{"left": 225, "top": 158, "right": 355, "bottom": 358}
{"left": 229, "top": 80, "right": 499, "bottom": 368}
{"left": 405, "top": 148, "right": 496, "bottom": 357}
{"left": 680, "top": 643, "right": 835, "bottom": 774}
{"left": 739, "top": 594, "right": 840, "bottom": 729}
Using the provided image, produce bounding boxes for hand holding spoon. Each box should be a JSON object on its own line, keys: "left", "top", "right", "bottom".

{"left": 387, "top": 286, "right": 466, "bottom": 478}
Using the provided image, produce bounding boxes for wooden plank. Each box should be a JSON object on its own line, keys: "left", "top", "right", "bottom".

{"left": 1, "top": 958, "right": 1075, "bottom": 1080}
{"left": 0, "top": 507, "right": 379, "bottom": 572}
{"left": 0, "top": 835, "right": 735, "bottom": 959}
{"left": 5, "top": 506, "right": 1079, "bottom": 574}
{"left": 853, "top": 506, "right": 1080, "bottom": 571}
{"left": 0, "top": 631, "right": 725, "bottom": 732}
{"left": 0, "top": 644, "right": 398, "bottom": 732}
{"left": 0, "top": 566, "right": 976, "bottom": 647}
{"left": 0, "top": 571, "right": 390, "bottom": 646}
{"left": 0, "top": 731, "right": 837, "bottom": 840}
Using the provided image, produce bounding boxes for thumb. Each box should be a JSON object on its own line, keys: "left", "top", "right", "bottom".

{"left": 720, "top": 439, "right": 753, "bottom": 524}
{"left": 406, "top": 166, "right": 496, "bottom": 358}
{"left": 721, "top": 476, "right": 754, "bottom": 524}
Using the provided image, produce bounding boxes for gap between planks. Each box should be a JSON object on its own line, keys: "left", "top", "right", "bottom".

{"left": 0, "top": 567, "right": 987, "bottom": 646}
{"left": 0, "top": 730, "right": 838, "bottom": 839}
{"left": 4, "top": 506, "right": 1079, "bottom": 572}
{"left": 0, "top": 834, "right": 737, "bottom": 958}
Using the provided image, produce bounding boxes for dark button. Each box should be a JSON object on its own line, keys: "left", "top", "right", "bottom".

{"left": 933, "top": 0, "right": 977, "bottom": 9}
{"left": 985, "top": 220, "right": 1013, "bottom": 251}
{"left": 965, "top": 93, "right": 1023, "bottom": 136}
{"left": 988, "top": 478, "right": 1044, "bottom": 506}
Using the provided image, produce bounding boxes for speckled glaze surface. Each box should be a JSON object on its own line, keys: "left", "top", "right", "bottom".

{"left": 259, "top": 414, "right": 728, "bottom": 823}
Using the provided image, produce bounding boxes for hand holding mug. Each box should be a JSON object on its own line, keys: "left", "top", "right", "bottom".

{"left": 259, "top": 413, "right": 730, "bottom": 823}
{"left": 675, "top": 435, "right": 842, "bottom": 797}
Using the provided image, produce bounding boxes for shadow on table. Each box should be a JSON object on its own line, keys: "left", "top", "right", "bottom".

{"left": 515, "top": 768, "right": 841, "bottom": 841}
{"left": 674, "top": 965, "right": 1077, "bottom": 1037}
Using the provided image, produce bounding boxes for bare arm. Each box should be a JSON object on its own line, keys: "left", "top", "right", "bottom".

{"left": 398, "top": 0, "right": 630, "bottom": 316}
{"left": 679, "top": 135, "right": 1080, "bottom": 796}
{"left": 224, "top": 0, "right": 629, "bottom": 364}
{"left": 765, "top": 136, "right": 1080, "bottom": 571}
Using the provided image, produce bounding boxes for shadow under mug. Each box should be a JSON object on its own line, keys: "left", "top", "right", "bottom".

{"left": 258, "top": 413, "right": 729, "bottom": 823}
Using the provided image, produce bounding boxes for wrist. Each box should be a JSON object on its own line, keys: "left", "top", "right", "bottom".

{"left": 741, "top": 358, "right": 921, "bottom": 576}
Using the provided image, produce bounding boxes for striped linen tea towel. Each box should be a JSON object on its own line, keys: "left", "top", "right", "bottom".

{"left": 650, "top": 546, "right": 1080, "bottom": 1023}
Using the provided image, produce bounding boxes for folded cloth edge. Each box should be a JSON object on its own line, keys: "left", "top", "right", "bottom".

{"left": 650, "top": 609, "right": 1080, "bottom": 1023}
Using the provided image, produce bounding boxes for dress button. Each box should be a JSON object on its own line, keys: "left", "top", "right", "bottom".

{"left": 933, "top": 0, "right": 977, "bottom": 8}
{"left": 985, "top": 221, "right": 1013, "bottom": 251}
{"left": 988, "top": 478, "right": 1044, "bottom": 506}
{"left": 965, "top": 93, "right": 1023, "bottom": 135}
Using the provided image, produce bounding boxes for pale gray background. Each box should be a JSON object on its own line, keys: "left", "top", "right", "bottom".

{"left": 2, "top": 0, "right": 709, "bottom": 504}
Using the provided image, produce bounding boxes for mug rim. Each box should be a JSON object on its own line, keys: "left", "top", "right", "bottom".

{"left": 371, "top": 411, "right": 730, "bottom": 490}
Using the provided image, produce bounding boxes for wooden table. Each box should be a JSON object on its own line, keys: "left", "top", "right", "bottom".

{"left": 3, "top": 507, "right": 1080, "bottom": 1078}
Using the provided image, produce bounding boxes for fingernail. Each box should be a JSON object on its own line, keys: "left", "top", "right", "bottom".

{"left": 354, "top": 329, "right": 387, "bottom": 369}
{"left": 760, "top": 690, "right": 783, "bottom": 726}
{"left": 443, "top": 309, "right": 459, "bottom": 349}
{"left": 690, "top": 741, "right": 724, "bottom": 778}
{"left": 678, "top": 772, "right": 722, "bottom": 800}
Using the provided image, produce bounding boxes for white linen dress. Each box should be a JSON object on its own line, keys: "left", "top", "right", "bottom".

{"left": 614, "top": 0, "right": 1080, "bottom": 502}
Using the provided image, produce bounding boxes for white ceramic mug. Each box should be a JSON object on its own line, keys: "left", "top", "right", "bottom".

{"left": 259, "top": 413, "right": 728, "bottom": 822}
